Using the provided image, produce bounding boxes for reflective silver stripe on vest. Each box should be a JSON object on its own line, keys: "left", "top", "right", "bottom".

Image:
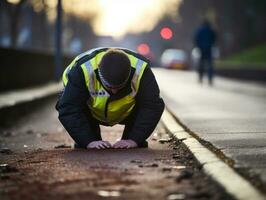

{"left": 130, "top": 59, "right": 145, "bottom": 96}
{"left": 84, "top": 60, "right": 110, "bottom": 97}
{"left": 135, "top": 59, "right": 144, "bottom": 75}
{"left": 89, "top": 89, "right": 110, "bottom": 97}
{"left": 84, "top": 60, "right": 95, "bottom": 93}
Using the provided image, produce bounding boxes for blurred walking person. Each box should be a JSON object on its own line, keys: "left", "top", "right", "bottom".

{"left": 194, "top": 20, "right": 217, "bottom": 85}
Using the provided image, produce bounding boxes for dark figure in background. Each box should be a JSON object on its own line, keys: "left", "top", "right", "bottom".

{"left": 194, "top": 20, "right": 217, "bottom": 85}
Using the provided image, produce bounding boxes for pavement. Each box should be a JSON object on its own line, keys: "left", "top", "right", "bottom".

{"left": 0, "top": 82, "right": 62, "bottom": 127}
{"left": 0, "top": 83, "right": 62, "bottom": 110}
{"left": 153, "top": 68, "right": 266, "bottom": 190}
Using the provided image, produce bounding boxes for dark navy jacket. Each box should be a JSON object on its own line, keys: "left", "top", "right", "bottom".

{"left": 194, "top": 23, "right": 216, "bottom": 55}
{"left": 194, "top": 23, "right": 216, "bottom": 59}
{"left": 56, "top": 56, "right": 164, "bottom": 148}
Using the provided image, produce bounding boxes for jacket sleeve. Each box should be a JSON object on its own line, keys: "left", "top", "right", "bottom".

{"left": 126, "top": 67, "right": 165, "bottom": 146}
{"left": 56, "top": 65, "right": 99, "bottom": 148}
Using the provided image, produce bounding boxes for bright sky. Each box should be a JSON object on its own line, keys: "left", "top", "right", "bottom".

{"left": 63, "top": 0, "right": 181, "bottom": 38}
{"left": 9, "top": 0, "right": 181, "bottom": 38}
{"left": 93, "top": 0, "right": 181, "bottom": 38}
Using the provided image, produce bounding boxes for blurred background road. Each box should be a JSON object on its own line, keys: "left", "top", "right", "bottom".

{"left": 1, "top": 0, "right": 266, "bottom": 89}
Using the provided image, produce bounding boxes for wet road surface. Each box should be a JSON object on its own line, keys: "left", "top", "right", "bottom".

{"left": 0, "top": 97, "right": 232, "bottom": 200}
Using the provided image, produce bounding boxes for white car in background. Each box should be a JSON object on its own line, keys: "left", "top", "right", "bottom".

{"left": 160, "top": 49, "right": 188, "bottom": 69}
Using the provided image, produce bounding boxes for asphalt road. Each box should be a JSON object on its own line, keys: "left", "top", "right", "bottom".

{"left": 0, "top": 98, "right": 231, "bottom": 200}
{"left": 153, "top": 68, "right": 266, "bottom": 187}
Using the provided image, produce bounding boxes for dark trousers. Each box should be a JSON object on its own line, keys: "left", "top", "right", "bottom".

{"left": 198, "top": 49, "right": 214, "bottom": 85}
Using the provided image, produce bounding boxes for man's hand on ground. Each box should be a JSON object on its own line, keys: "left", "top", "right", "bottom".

{"left": 87, "top": 140, "right": 112, "bottom": 149}
{"left": 113, "top": 139, "right": 138, "bottom": 149}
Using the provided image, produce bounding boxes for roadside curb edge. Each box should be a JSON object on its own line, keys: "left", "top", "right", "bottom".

{"left": 0, "top": 83, "right": 62, "bottom": 127}
{"left": 161, "top": 109, "right": 265, "bottom": 200}
{"left": 0, "top": 82, "right": 62, "bottom": 110}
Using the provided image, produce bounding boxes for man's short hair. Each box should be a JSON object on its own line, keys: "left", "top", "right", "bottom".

{"left": 99, "top": 49, "right": 131, "bottom": 87}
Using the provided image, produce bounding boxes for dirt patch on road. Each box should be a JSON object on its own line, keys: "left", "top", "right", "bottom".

{"left": 0, "top": 102, "right": 233, "bottom": 200}
{"left": 0, "top": 141, "right": 233, "bottom": 200}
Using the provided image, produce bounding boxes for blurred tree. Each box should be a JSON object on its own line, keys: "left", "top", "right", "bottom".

{"left": 2, "top": 0, "right": 27, "bottom": 47}
{"left": 0, "top": 0, "right": 97, "bottom": 53}
{"left": 65, "top": 13, "right": 96, "bottom": 54}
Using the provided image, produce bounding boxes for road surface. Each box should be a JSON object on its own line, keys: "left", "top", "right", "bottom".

{"left": 0, "top": 97, "right": 231, "bottom": 200}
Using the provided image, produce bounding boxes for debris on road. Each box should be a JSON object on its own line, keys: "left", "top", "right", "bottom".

{"left": 130, "top": 159, "right": 142, "bottom": 164}
{"left": 97, "top": 190, "right": 121, "bottom": 197}
{"left": 172, "top": 153, "right": 180, "bottom": 159}
{"left": 158, "top": 137, "right": 172, "bottom": 143}
{"left": 185, "top": 190, "right": 211, "bottom": 198}
{"left": 167, "top": 193, "right": 186, "bottom": 200}
{"left": 0, "top": 164, "right": 18, "bottom": 173}
{"left": 54, "top": 144, "right": 72, "bottom": 149}
{"left": 162, "top": 167, "right": 172, "bottom": 172}
{"left": 1, "top": 131, "right": 13, "bottom": 137}
{"left": 0, "top": 148, "right": 13, "bottom": 154}
{"left": 175, "top": 169, "right": 194, "bottom": 182}
{"left": 173, "top": 166, "right": 186, "bottom": 170}
{"left": 139, "top": 163, "right": 159, "bottom": 168}
{"left": 26, "top": 129, "right": 34, "bottom": 135}
{"left": 36, "top": 132, "right": 48, "bottom": 138}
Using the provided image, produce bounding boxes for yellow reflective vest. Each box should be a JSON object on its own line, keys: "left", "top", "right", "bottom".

{"left": 62, "top": 48, "right": 148, "bottom": 125}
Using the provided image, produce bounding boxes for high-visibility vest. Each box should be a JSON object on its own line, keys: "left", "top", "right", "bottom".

{"left": 62, "top": 48, "right": 148, "bottom": 125}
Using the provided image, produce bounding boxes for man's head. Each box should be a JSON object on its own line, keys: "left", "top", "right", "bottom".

{"left": 98, "top": 49, "right": 131, "bottom": 93}
{"left": 202, "top": 19, "right": 211, "bottom": 27}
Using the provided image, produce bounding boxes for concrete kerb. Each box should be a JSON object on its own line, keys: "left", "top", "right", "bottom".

{"left": 0, "top": 82, "right": 63, "bottom": 109}
{"left": 161, "top": 109, "right": 191, "bottom": 140}
{"left": 161, "top": 109, "right": 266, "bottom": 200}
{"left": 0, "top": 82, "right": 63, "bottom": 127}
